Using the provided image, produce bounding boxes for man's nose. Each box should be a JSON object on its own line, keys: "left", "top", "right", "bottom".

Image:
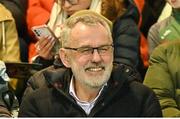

{"left": 91, "top": 49, "right": 102, "bottom": 63}
{"left": 63, "top": 1, "right": 72, "bottom": 8}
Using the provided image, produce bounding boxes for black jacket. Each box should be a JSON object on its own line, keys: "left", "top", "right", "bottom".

{"left": 113, "top": 0, "right": 140, "bottom": 70}
{"left": 19, "top": 64, "right": 162, "bottom": 117}
{"left": 141, "top": 0, "right": 166, "bottom": 37}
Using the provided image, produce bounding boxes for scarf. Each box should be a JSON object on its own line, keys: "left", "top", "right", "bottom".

{"left": 47, "top": 0, "right": 102, "bottom": 38}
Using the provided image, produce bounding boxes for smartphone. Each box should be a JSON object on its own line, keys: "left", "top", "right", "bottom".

{"left": 31, "top": 24, "right": 57, "bottom": 39}
{"left": 31, "top": 25, "right": 60, "bottom": 54}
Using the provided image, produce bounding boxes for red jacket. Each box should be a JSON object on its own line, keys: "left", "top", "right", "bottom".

{"left": 26, "top": 0, "right": 54, "bottom": 61}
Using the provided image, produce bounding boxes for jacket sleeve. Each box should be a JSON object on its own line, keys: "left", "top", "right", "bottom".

{"left": 0, "top": 5, "right": 20, "bottom": 62}
{"left": 141, "top": 88, "right": 162, "bottom": 117}
{"left": 147, "top": 23, "right": 161, "bottom": 55}
{"left": 5, "top": 20, "right": 20, "bottom": 62}
{"left": 112, "top": 17, "right": 140, "bottom": 69}
{"left": 143, "top": 45, "right": 180, "bottom": 117}
{"left": 129, "top": 80, "right": 162, "bottom": 117}
{"left": 26, "top": 0, "right": 53, "bottom": 38}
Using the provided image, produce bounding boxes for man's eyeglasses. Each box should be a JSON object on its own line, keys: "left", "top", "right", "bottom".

{"left": 64, "top": 44, "right": 114, "bottom": 56}
{"left": 62, "top": 0, "right": 78, "bottom": 5}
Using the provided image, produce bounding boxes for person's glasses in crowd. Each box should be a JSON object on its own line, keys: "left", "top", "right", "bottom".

{"left": 62, "top": 0, "right": 78, "bottom": 5}
{"left": 64, "top": 44, "right": 114, "bottom": 57}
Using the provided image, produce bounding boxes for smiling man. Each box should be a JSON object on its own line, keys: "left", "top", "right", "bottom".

{"left": 18, "top": 10, "right": 162, "bottom": 117}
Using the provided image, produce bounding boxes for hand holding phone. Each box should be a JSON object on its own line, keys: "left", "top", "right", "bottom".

{"left": 32, "top": 25, "right": 60, "bottom": 55}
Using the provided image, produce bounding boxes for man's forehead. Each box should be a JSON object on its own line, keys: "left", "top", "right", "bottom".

{"left": 70, "top": 22, "right": 109, "bottom": 40}
{"left": 71, "top": 22, "right": 106, "bottom": 31}
{"left": 69, "top": 23, "right": 110, "bottom": 45}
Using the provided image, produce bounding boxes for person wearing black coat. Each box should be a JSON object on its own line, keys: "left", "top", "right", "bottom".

{"left": 19, "top": 10, "right": 162, "bottom": 117}
{"left": 109, "top": 0, "right": 140, "bottom": 73}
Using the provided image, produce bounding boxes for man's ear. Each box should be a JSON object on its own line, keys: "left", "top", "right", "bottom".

{"left": 59, "top": 49, "right": 71, "bottom": 68}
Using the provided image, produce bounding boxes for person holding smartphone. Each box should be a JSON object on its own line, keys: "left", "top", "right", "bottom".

{"left": 27, "top": 0, "right": 101, "bottom": 66}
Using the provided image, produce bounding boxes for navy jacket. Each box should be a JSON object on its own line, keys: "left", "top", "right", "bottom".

{"left": 113, "top": 0, "right": 140, "bottom": 70}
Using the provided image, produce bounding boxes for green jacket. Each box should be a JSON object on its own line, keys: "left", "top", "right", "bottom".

{"left": 148, "top": 9, "right": 180, "bottom": 55}
{"left": 144, "top": 41, "right": 180, "bottom": 117}
{"left": 0, "top": 3, "right": 20, "bottom": 62}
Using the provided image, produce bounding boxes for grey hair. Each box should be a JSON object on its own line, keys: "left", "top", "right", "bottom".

{"left": 59, "top": 10, "right": 112, "bottom": 47}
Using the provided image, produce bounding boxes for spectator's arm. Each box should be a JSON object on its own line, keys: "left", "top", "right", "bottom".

{"left": 2, "top": 9, "right": 20, "bottom": 62}
{"left": 144, "top": 45, "right": 180, "bottom": 117}
{"left": 147, "top": 23, "right": 161, "bottom": 55}
{"left": 113, "top": 18, "right": 140, "bottom": 69}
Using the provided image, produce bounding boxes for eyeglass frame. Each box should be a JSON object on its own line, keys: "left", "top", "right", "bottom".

{"left": 61, "top": 0, "right": 78, "bottom": 5}
{"left": 63, "top": 44, "right": 114, "bottom": 56}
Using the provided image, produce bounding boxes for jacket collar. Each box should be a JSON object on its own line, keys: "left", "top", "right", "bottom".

{"left": 43, "top": 63, "right": 136, "bottom": 95}
{"left": 43, "top": 67, "right": 71, "bottom": 91}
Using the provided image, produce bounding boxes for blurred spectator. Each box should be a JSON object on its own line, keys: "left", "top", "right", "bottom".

{"left": 0, "top": 3, "right": 24, "bottom": 106}
{"left": 147, "top": 0, "right": 180, "bottom": 55}
{"left": 101, "top": 0, "right": 142, "bottom": 80}
{"left": 143, "top": 41, "right": 180, "bottom": 117}
{"left": 0, "top": 3, "right": 20, "bottom": 62}
{"left": 126, "top": 0, "right": 167, "bottom": 77}
{"left": 0, "top": 60, "right": 11, "bottom": 117}
{"left": 0, "top": 0, "right": 30, "bottom": 62}
{"left": 141, "top": 0, "right": 166, "bottom": 37}
{"left": 0, "top": 60, "right": 19, "bottom": 117}
{"left": 26, "top": 0, "right": 101, "bottom": 63}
